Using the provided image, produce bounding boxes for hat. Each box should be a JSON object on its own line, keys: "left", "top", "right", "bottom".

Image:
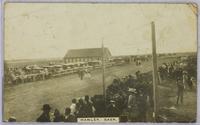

{"left": 110, "top": 100, "right": 115, "bottom": 103}
{"left": 42, "top": 104, "right": 51, "bottom": 111}
{"left": 183, "top": 71, "right": 188, "bottom": 74}
{"left": 128, "top": 88, "right": 137, "bottom": 93}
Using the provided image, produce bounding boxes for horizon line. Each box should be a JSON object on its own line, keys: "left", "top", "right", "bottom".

{"left": 4, "top": 51, "right": 197, "bottom": 62}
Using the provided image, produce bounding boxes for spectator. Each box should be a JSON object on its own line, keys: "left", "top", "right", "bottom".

{"left": 187, "top": 75, "right": 194, "bottom": 90}
{"left": 127, "top": 88, "right": 137, "bottom": 121}
{"left": 174, "top": 68, "right": 183, "bottom": 80}
{"left": 168, "top": 64, "right": 174, "bottom": 79}
{"left": 70, "top": 99, "right": 77, "bottom": 116}
{"left": 84, "top": 95, "right": 94, "bottom": 117}
{"left": 135, "top": 71, "right": 141, "bottom": 81}
{"left": 78, "top": 70, "right": 84, "bottom": 80}
{"left": 127, "top": 88, "right": 137, "bottom": 109}
{"left": 10, "top": 71, "right": 17, "bottom": 84}
{"left": 158, "top": 66, "right": 164, "bottom": 81}
{"left": 76, "top": 98, "right": 85, "bottom": 117}
{"left": 64, "top": 108, "right": 76, "bottom": 122}
{"left": 190, "top": 76, "right": 196, "bottom": 88}
{"left": 91, "top": 95, "right": 105, "bottom": 117}
{"left": 114, "top": 93, "right": 126, "bottom": 114}
{"left": 36, "top": 104, "right": 51, "bottom": 122}
{"left": 182, "top": 71, "right": 189, "bottom": 89}
{"left": 127, "top": 75, "right": 136, "bottom": 88}
{"left": 136, "top": 89, "right": 148, "bottom": 122}
{"left": 106, "top": 100, "right": 120, "bottom": 117}
{"left": 176, "top": 78, "right": 185, "bottom": 104}
{"left": 53, "top": 109, "right": 64, "bottom": 122}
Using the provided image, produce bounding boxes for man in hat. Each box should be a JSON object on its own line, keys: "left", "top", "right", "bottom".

{"left": 128, "top": 88, "right": 137, "bottom": 108}
{"left": 36, "top": 104, "right": 51, "bottom": 122}
{"left": 106, "top": 100, "right": 120, "bottom": 117}
{"left": 127, "top": 88, "right": 137, "bottom": 121}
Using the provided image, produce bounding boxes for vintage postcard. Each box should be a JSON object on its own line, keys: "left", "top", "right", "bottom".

{"left": 3, "top": 2, "right": 197, "bottom": 123}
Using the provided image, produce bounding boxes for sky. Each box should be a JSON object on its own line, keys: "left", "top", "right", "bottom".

{"left": 4, "top": 3, "right": 197, "bottom": 60}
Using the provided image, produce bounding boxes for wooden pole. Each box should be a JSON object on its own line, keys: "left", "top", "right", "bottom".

{"left": 151, "top": 21, "right": 158, "bottom": 121}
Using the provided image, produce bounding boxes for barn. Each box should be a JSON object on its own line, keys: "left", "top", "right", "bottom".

{"left": 64, "top": 48, "right": 112, "bottom": 63}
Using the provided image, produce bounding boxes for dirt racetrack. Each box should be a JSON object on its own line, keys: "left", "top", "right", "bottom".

{"left": 3, "top": 58, "right": 196, "bottom": 122}
{"left": 4, "top": 61, "right": 153, "bottom": 122}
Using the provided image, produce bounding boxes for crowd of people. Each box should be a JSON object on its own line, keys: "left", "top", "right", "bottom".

{"left": 36, "top": 95, "right": 102, "bottom": 122}
{"left": 32, "top": 70, "right": 154, "bottom": 122}
{"left": 105, "top": 71, "right": 153, "bottom": 122}
{"left": 158, "top": 56, "right": 196, "bottom": 89}
{"left": 6, "top": 55, "right": 197, "bottom": 122}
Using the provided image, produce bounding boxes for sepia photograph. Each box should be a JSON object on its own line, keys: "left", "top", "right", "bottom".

{"left": 3, "top": 3, "right": 197, "bottom": 122}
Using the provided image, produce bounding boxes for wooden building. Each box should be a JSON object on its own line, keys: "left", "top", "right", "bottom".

{"left": 64, "top": 48, "right": 111, "bottom": 63}
{"left": 64, "top": 48, "right": 112, "bottom": 63}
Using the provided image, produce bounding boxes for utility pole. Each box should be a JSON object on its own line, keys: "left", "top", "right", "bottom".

{"left": 102, "top": 40, "right": 106, "bottom": 104}
{"left": 151, "top": 21, "right": 158, "bottom": 121}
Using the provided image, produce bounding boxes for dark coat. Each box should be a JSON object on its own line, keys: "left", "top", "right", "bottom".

{"left": 36, "top": 112, "right": 51, "bottom": 122}
{"left": 83, "top": 102, "right": 94, "bottom": 117}
{"left": 64, "top": 115, "right": 76, "bottom": 122}
{"left": 106, "top": 104, "right": 120, "bottom": 117}
{"left": 53, "top": 115, "right": 64, "bottom": 122}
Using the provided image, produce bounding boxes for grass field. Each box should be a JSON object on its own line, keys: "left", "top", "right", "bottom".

{"left": 3, "top": 58, "right": 196, "bottom": 122}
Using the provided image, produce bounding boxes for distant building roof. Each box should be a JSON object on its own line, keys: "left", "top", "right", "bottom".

{"left": 64, "top": 48, "right": 112, "bottom": 58}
